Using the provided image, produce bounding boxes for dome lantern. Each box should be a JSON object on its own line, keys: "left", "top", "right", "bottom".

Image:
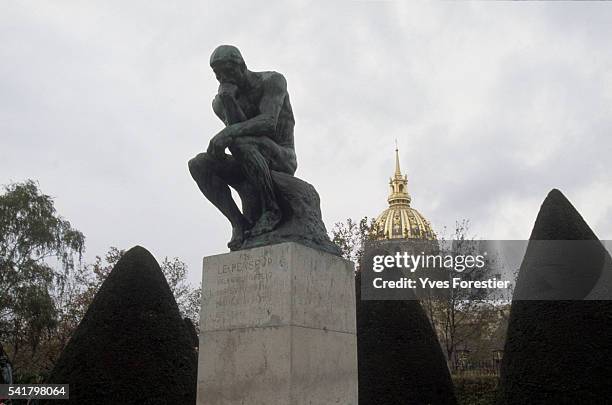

{"left": 374, "top": 146, "right": 435, "bottom": 240}
{"left": 388, "top": 146, "right": 412, "bottom": 207}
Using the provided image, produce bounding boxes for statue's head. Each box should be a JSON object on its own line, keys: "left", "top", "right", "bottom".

{"left": 210, "top": 45, "right": 248, "bottom": 87}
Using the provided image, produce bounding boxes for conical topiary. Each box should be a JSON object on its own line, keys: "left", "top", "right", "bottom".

{"left": 356, "top": 270, "right": 457, "bottom": 405}
{"left": 498, "top": 189, "right": 612, "bottom": 404}
{"left": 44, "top": 246, "right": 197, "bottom": 404}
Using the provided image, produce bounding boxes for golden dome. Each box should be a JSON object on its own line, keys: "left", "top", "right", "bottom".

{"left": 373, "top": 147, "right": 436, "bottom": 240}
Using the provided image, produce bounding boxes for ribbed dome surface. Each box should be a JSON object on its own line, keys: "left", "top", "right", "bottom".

{"left": 375, "top": 205, "right": 435, "bottom": 240}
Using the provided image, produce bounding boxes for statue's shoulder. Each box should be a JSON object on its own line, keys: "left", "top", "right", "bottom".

{"left": 257, "top": 71, "right": 287, "bottom": 90}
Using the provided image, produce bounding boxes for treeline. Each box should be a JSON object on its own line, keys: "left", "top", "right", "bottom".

{"left": 331, "top": 217, "right": 509, "bottom": 370}
{"left": 0, "top": 180, "right": 200, "bottom": 382}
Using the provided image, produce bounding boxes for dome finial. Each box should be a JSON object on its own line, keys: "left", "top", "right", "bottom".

{"left": 394, "top": 139, "right": 401, "bottom": 176}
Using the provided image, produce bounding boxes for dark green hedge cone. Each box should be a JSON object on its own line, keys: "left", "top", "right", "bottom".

{"left": 356, "top": 272, "right": 457, "bottom": 405}
{"left": 44, "top": 246, "right": 197, "bottom": 405}
{"left": 498, "top": 189, "right": 612, "bottom": 404}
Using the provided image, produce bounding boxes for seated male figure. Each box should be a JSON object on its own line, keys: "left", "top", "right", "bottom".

{"left": 189, "top": 45, "right": 297, "bottom": 250}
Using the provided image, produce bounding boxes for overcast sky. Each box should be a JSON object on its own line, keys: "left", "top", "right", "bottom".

{"left": 2, "top": 1, "right": 612, "bottom": 285}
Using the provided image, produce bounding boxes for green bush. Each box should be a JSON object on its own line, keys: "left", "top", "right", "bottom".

{"left": 453, "top": 375, "right": 499, "bottom": 405}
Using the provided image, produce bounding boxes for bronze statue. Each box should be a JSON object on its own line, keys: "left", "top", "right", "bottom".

{"left": 189, "top": 45, "right": 340, "bottom": 255}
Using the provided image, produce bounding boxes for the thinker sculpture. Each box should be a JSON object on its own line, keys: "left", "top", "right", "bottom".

{"left": 189, "top": 45, "right": 340, "bottom": 255}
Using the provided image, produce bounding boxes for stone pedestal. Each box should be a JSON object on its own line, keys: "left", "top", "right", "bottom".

{"left": 197, "top": 242, "right": 357, "bottom": 405}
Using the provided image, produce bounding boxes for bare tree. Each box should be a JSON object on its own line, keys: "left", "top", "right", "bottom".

{"left": 423, "top": 220, "right": 508, "bottom": 370}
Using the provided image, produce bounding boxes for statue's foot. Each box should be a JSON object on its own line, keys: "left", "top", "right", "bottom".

{"left": 248, "top": 209, "right": 281, "bottom": 237}
{"left": 227, "top": 220, "right": 251, "bottom": 250}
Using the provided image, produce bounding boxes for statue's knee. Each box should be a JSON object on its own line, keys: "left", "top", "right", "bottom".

{"left": 188, "top": 153, "right": 209, "bottom": 176}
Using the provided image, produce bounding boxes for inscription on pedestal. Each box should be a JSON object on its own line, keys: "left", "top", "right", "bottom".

{"left": 202, "top": 248, "right": 291, "bottom": 331}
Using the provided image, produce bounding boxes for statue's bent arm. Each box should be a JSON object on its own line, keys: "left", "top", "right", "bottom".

{"left": 226, "top": 73, "right": 287, "bottom": 140}
{"left": 212, "top": 95, "right": 247, "bottom": 126}
{"left": 212, "top": 96, "right": 228, "bottom": 125}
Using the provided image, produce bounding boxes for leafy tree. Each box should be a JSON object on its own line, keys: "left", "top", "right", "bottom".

{"left": 0, "top": 180, "right": 85, "bottom": 374}
{"left": 0, "top": 181, "right": 202, "bottom": 380}
{"left": 330, "top": 217, "right": 377, "bottom": 269}
{"left": 52, "top": 247, "right": 125, "bottom": 350}
{"left": 159, "top": 256, "right": 201, "bottom": 325}
{"left": 183, "top": 283, "right": 202, "bottom": 330}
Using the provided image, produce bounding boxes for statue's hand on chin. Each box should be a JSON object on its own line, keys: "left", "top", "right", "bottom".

{"left": 218, "top": 82, "right": 239, "bottom": 98}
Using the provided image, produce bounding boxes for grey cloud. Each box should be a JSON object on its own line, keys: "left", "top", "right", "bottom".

{"left": 1, "top": 2, "right": 611, "bottom": 285}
